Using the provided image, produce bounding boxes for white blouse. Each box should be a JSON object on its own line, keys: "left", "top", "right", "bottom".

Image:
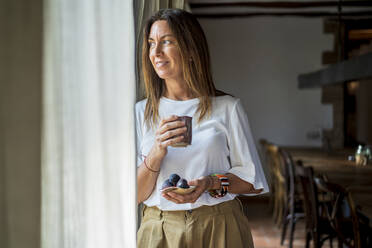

{"left": 136, "top": 95, "right": 269, "bottom": 211}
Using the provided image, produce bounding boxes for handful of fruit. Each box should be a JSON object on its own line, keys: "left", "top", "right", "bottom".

{"left": 160, "top": 173, "right": 196, "bottom": 195}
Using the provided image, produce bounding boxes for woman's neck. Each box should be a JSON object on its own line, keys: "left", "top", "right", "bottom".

{"left": 163, "top": 78, "right": 194, "bottom": 100}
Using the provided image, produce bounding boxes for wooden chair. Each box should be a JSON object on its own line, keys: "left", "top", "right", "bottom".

{"left": 295, "top": 163, "right": 336, "bottom": 248}
{"left": 314, "top": 178, "right": 372, "bottom": 248}
{"left": 266, "top": 143, "right": 286, "bottom": 226}
{"left": 280, "top": 149, "right": 305, "bottom": 248}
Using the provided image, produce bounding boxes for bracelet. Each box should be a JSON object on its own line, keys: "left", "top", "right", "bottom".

{"left": 142, "top": 155, "right": 160, "bottom": 173}
{"left": 208, "top": 174, "right": 229, "bottom": 198}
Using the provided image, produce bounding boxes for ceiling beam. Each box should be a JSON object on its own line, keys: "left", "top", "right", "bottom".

{"left": 298, "top": 52, "right": 372, "bottom": 89}
{"left": 193, "top": 11, "right": 372, "bottom": 18}
{"left": 190, "top": 1, "right": 372, "bottom": 9}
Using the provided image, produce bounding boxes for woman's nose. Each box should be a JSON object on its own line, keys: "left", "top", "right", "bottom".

{"left": 154, "top": 43, "right": 163, "bottom": 56}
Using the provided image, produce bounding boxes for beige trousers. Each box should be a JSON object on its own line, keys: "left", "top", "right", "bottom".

{"left": 137, "top": 198, "right": 254, "bottom": 248}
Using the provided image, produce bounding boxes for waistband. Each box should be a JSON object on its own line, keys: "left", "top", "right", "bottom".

{"left": 142, "top": 198, "right": 244, "bottom": 220}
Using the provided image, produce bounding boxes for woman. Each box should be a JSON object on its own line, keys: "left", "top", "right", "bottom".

{"left": 136, "top": 8, "right": 268, "bottom": 248}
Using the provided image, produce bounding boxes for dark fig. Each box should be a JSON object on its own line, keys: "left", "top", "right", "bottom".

{"left": 161, "top": 179, "right": 174, "bottom": 189}
{"left": 176, "top": 178, "right": 189, "bottom": 189}
{"left": 169, "top": 173, "right": 180, "bottom": 185}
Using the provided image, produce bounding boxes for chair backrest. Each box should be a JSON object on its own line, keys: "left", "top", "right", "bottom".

{"left": 280, "top": 149, "right": 297, "bottom": 207}
{"left": 263, "top": 143, "right": 288, "bottom": 224}
{"left": 267, "top": 144, "right": 285, "bottom": 184}
{"left": 280, "top": 150, "right": 295, "bottom": 192}
{"left": 314, "top": 178, "right": 362, "bottom": 248}
{"left": 294, "top": 163, "right": 319, "bottom": 231}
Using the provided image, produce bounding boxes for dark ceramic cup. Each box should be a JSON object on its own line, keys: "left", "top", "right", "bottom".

{"left": 172, "top": 116, "right": 192, "bottom": 147}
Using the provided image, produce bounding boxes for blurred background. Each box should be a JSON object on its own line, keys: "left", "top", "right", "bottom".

{"left": 189, "top": 0, "right": 372, "bottom": 149}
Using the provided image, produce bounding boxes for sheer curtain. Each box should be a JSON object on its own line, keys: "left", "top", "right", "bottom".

{"left": 41, "top": 0, "right": 136, "bottom": 247}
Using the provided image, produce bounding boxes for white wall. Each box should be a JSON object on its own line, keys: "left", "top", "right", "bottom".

{"left": 199, "top": 17, "right": 334, "bottom": 147}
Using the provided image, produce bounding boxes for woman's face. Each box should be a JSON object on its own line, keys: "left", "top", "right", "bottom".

{"left": 148, "top": 20, "right": 183, "bottom": 82}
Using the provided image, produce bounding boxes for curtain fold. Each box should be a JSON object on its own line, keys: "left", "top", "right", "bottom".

{"left": 42, "top": 0, "right": 136, "bottom": 247}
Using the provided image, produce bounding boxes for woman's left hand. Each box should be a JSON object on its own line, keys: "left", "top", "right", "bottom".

{"left": 162, "top": 176, "right": 211, "bottom": 204}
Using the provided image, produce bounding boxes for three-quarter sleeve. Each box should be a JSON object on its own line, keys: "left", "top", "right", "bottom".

{"left": 227, "top": 99, "right": 269, "bottom": 195}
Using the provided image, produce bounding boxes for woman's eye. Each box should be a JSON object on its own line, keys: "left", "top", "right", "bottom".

{"left": 162, "top": 40, "right": 171, "bottom": 45}
{"left": 148, "top": 41, "right": 155, "bottom": 47}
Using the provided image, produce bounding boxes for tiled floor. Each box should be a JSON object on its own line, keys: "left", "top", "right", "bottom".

{"left": 241, "top": 196, "right": 338, "bottom": 248}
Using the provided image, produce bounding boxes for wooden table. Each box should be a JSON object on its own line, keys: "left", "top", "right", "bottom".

{"left": 285, "top": 147, "right": 372, "bottom": 219}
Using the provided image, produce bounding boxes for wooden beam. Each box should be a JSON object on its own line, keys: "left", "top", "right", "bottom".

{"left": 298, "top": 52, "right": 372, "bottom": 89}
{"left": 190, "top": 1, "right": 372, "bottom": 9}
{"left": 349, "top": 29, "right": 372, "bottom": 40}
{"left": 194, "top": 11, "right": 372, "bottom": 19}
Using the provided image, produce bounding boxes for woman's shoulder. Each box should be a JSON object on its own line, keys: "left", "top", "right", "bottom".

{"left": 213, "top": 92, "right": 240, "bottom": 108}
{"left": 210, "top": 94, "right": 241, "bottom": 119}
{"left": 135, "top": 98, "right": 147, "bottom": 113}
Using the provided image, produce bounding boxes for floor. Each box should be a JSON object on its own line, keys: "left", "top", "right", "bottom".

{"left": 241, "top": 196, "right": 338, "bottom": 248}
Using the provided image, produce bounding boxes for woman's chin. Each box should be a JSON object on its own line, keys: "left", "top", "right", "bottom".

{"left": 156, "top": 72, "right": 171, "bottom": 80}
{"left": 155, "top": 71, "right": 181, "bottom": 82}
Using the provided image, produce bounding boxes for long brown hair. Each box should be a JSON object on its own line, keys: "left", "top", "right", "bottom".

{"left": 142, "top": 8, "right": 219, "bottom": 127}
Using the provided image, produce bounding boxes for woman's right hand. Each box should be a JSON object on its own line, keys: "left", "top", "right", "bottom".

{"left": 149, "top": 115, "right": 187, "bottom": 161}
{"left": 138, "top": 115, "right": 186, "bottom": 203}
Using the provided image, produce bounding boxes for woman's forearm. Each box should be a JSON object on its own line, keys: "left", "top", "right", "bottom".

{"left": 226, "top": 173, "right": 263, "bottom": 195}
{"left": 137, "top": 152, "right": 164, "bottom": 204}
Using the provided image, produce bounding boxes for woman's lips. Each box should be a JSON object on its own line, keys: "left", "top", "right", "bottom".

{"left": 155, "top": 61, "right": 168, "bottom": 68}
